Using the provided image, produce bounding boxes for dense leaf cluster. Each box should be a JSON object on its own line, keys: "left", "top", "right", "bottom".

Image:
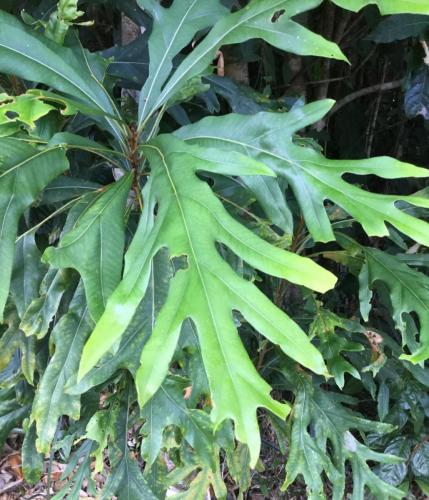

{"left": 0, "top": 0, "right": 428, "bottom": 498}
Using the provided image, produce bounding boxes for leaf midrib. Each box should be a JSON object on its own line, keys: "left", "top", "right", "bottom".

{"left": 146, "top": 144, "right": 244, "bottom": 419}
{"left": 183, "top": 134, "right": 404, "bottom": 228}
{"left": 0, "top": 146, "right": 62, "bottom": 180}
{"left": 56, "top": 178, "right": 128, "bottom": 250}
{"left": 157, "top": 0, "right": 287, "bottom": 110}
{"left": 0, "top": 42, "right": 105, "bottom": 116}
{"left": 0, "top": 39, "right": 125, "bottom": 148}
{"left": 139, "top": 0, "right": 200, "bottom": 127}
{"left": 39, "top": 307, "right": 88, "bottom": 436}
{"left": 366, "top": 249, "right": 429, "bottom": 317}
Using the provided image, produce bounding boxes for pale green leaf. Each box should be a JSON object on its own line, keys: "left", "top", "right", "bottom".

{"left": 69, "top": 249, "right": 172, "bottom": 395}
{"left": 85, "top": 404, "right": 120, "bottom": 473}
{"left": 169, "top": 467, "right": 226, "bottom": 500}
{"left": 331, "top": 0, "right": 429, "bottom": 15}
{"left": 0, "top": 92, "right": 55, "bottom": 136}
{"left": 28, "top": 89, "right": 116, "bottom": 120}
{"left": 176, "top": 99, "right": 429, "bottom": 245}
{"left": 45, "top": 0, "right": 85, "bottom": 45}
{"left": 79, "top": 136, "right": 336, "bottom": 466}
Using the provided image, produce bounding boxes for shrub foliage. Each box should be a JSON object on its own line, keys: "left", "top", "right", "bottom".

{"left": 0, "top": 0, "right": 429, "bottom": 498}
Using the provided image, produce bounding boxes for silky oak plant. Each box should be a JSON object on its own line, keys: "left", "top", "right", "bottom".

{"left": 0, "top": 0, "right": 429, "bottom": 498}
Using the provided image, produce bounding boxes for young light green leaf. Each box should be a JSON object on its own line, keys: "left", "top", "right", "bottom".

{"left": 45, "top": 0, "right": 86, "bottom": 45}
{"left": 0, "top": 139, "right": 69, "bottom": 321}
{"left": 144, "top": 0, "right": 347, "bottom": 121}
{"left": 79, "top": 135, "right": 336, "bottom": 466}
{"left": 176, "top": 99, "right": 429, "bottom": 245}
{"left": 0, "top": 92, "right": 55, "bottom": 136}
{"left": 168, "top": 465, "right": 226, "bottom": 500}
{"left": 43, "top": 175, "right": 132, "bottom": 321}
{"left": 331, "top": 0, "right": 429, "bottom": 15}
{"left": 0, "top": 11, "right": 126, "bottom": 147}
{"left": 85, "top": 404, "right": 120, "bottom": 473}
{"left": 28, "top": 89, "right": 115, "bottom": 120}
{"left": 69, "top": 249, "right": 172, "bottom": 395}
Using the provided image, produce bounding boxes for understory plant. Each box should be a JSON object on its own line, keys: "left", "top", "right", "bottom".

{"left": 0, "top": 0, "right": 429, "bottom": 498}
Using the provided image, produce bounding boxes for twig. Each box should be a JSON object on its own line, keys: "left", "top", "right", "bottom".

{"left": 420, "top": 39, "right": 429, "bottom": 66}
{"left": 365, "top": 59, "right": 388, "bottom": 157}
{"left": 0, "top": 479, "right": 24, "bottom": 495}
{"left": 315, "top": 2, "right": 336, "bottom": 102}
{"left": 330, "top": 79, "right": 404, "bottom": 116}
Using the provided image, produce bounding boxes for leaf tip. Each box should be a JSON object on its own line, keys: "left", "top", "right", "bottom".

{"left": 399, "top": 347, "right": 429, "bottom": 365}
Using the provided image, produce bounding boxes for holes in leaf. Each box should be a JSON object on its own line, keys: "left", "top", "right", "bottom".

{"left": 153, "top": 202, "right": 159, "bottom": 216}
{"left": 407, "top": 311, "right": 421, "bottom": 344}
{"left": 215, "top": 242, "right": 256, "bottom": 282}
{"left": 5, "top": 111, "right": 19, "bottom": 120}
{"left": 0, "top": 97, "right": 13, "bottom": 105}
{"left": 171, "top": 254, "right": 189, "bottom": 276}
{"left": 271, "top": 9, "right": 285, "bottom": 23}
{"left": 394, "top": 200, "right": 429, "bottom": 218}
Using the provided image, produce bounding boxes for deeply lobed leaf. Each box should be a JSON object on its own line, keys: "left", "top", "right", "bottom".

{"left": 79, "top": 135, "right": 337, "bottom": 465}
{"left": 177, "top": 99, "right": 429, "bottom": 245}
{"left": 139, "top": 0, "right": 347, "bottom": 125}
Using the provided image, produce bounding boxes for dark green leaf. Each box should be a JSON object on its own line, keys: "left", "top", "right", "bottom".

{"left": 368, "top": 14, "right": 429, "bottom": 42}
{"left": 0, "top": 139, "right": 69, "bottom": 320}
